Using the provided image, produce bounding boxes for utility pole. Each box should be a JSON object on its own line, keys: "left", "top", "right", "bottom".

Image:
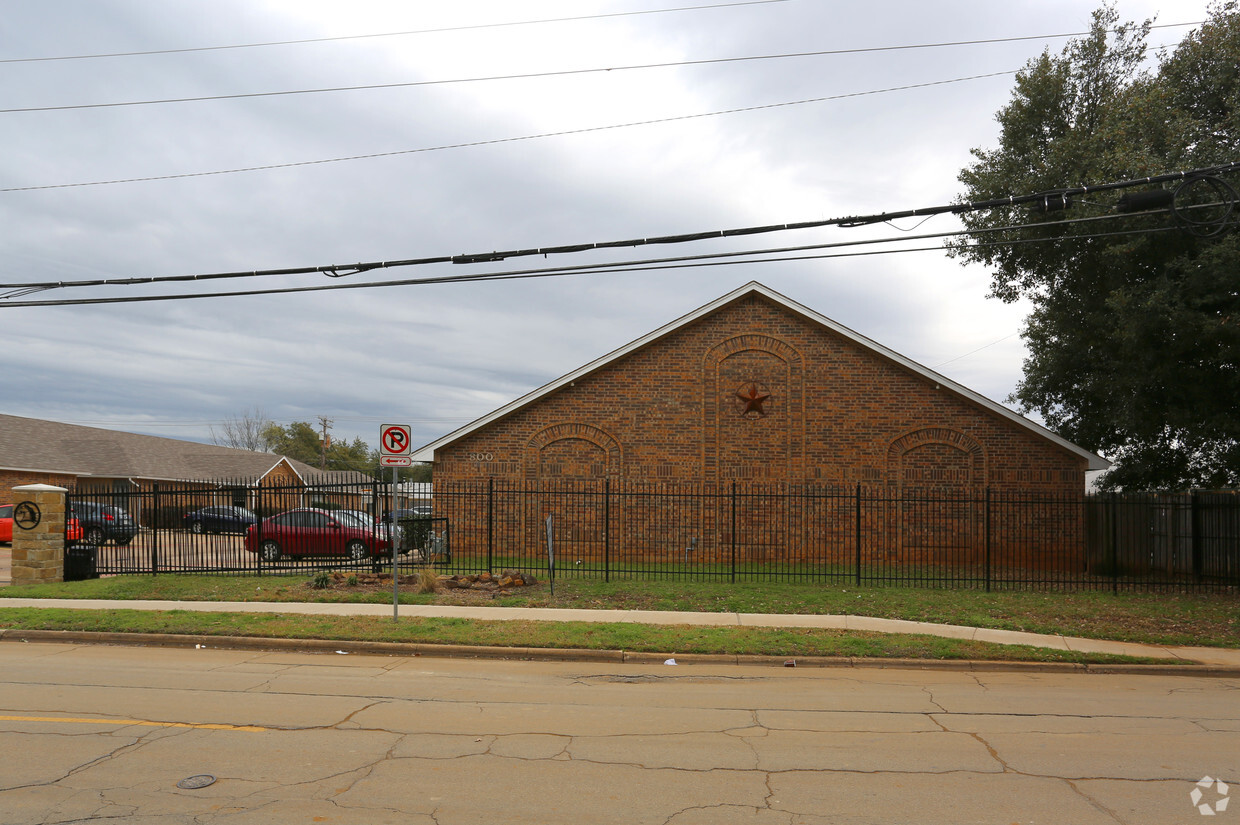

{"left": 317, "top": 416, "right": 333, "bottom": 470}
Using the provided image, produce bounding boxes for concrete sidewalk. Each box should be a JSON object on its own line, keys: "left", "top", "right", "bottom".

{"left": 2, "top": 596, "right": 1238, "bottom": 668}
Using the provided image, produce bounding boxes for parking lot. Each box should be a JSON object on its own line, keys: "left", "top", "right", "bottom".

{"left": 75, "top": 528, "right": 411, "bottom": 576}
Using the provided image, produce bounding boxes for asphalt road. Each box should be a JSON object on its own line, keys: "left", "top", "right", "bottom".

{"left": 1, "top": 642, "right": 1237, "bottom": 824}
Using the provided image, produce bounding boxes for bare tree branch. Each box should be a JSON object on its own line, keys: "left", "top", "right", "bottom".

{"left": 211, "top": 406, "right": 275, "bottom": 451}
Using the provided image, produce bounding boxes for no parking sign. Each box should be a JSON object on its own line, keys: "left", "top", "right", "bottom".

{"left": 380, "top": 424, "right": 412, "bottom": 466}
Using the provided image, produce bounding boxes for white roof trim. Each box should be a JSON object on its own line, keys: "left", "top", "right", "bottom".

{"left": 265, "top": 457, "right": 307, "bottom": 484}
{"left": 412, "top": 281, "right": 1110, "bottom": 471}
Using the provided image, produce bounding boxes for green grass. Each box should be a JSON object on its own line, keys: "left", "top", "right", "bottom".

{"left": 1, "top": 572, "right": 1236, "bottom": 658}
{"left": 0, "top": 607, "right": 1166, "bottom": 665}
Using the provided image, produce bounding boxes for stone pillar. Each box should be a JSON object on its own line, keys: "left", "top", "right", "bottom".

{"left": 10, "top": 484, "right": 68, "bottom": 586}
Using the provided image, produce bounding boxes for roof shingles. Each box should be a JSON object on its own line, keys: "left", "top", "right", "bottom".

{"left": 0, "top": 413, "right": 326, "bottom": 482}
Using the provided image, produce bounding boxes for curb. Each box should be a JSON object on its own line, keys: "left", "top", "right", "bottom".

{"left": 3, "top": 629, "right": 1238, "bottom": 676}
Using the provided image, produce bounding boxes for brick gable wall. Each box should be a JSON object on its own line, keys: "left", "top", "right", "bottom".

{"left": 435, "top": 293, "right": 1085, "bottom": 494}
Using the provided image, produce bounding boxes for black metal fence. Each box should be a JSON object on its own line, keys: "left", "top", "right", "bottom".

{"left": 67, "top": 479, "right": 1239, "bottom": 592}
{"left": 68, "top": 477, "right": 442, "bottom": 578}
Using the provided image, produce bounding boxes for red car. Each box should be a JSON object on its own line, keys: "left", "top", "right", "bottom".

{"left": 244, "top": 508, "right": 390, "bottom": 562}
{"left": 1, "top": 504, "right": 83, "bottom": 544}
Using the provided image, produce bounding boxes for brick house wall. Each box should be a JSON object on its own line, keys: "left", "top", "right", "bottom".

{"left": 2, "top": 470, "right": 78, "bottom": 492}
{"left": 436, "top": 292, "right": 1087, "bottom": 493}
{"left": 422, "top": 284, "right": 1103, "bottom": 570}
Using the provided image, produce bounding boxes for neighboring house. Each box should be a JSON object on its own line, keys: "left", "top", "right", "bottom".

{"left": 415, "top": 281, "right": 1108, "bottom": 491}
{"left": 0, "top": 413, "right": 374, "bottom": 518}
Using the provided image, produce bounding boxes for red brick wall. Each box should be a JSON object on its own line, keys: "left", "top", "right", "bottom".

{"left": 2, "top": 470, "right": 77, "bottom": 494}
{"left": 435, "top": 293, "right": 1086, "bottom": 493}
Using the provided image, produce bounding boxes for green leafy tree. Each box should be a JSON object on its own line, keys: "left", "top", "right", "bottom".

{"left": 953, "top": 2, "right": 1240, "bottom": 490}
{"left": 263, "top": 422, "right": 373, "bottom": 472}
{"left": 403, "top": 462, "right": 432, "bottom": 483}
{"left": 261, "top": 421, "right": 322, "bottom": 466}
{"left": 327, "top": 436, "right": 374, "bottom": 472}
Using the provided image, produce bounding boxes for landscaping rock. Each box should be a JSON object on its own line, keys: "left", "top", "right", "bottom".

{"left": 307, "top": 569, "right": 540, "bottom": 600}
{"left": 438, "top": 571, "right": 538, "bottom": 593}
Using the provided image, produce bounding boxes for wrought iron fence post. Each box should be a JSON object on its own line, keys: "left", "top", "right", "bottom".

{"left": 984, "top": 487, "right": 992, "bottom": 593}
{"left": 151, "top": 483, "right": 160, "bottom": 577}
{"left": 256, "top": 482, "right": 264, "bottom": 577}
{"left": 487, "top": 477, "right": 494, "bottom": 575}
{"left": 1110, "top": 491, "right": 1119, "bottom": 594}
{"left": 730, "top": 481, "right": 737, "bottom": 584}
{"left": 855, "top": 483, "right": 862, "bottom": 586}
{"left": 603, "top": 478, "right": 611, "bottom": 583}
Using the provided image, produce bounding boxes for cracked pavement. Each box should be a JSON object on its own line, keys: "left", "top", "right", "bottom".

{"left": 0, "top": 642, "right": 1236, "bottom": 824}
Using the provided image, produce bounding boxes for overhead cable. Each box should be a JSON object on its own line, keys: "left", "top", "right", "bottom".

{"left": 0, "top": 2, "right": 788, "bottom": 63}
{"left": 2, "top": 163, "right": 1235, "bottom": 299}
{"left": 0, "top": 62, "right": 1016, "bottom": 116}
{"left": 0, "top": 215, "right": 1192, "bottom": 308}
{"left": 0, "top": 223, "right": 1183, "bottom": 309}
{"left": 1, "top": 70, "right": 1020, "bottom": 192}
{"left": 2, "top": 24, "right": 1204, "bottom": 116}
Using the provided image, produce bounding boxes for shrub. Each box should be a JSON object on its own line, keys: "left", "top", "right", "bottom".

{"left": 412, "top": 566, "right": 441, "bottom": 594}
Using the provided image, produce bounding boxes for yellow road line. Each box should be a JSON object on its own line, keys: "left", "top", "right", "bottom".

{"left": 0, "top": 715, "right": 266, "bottom": 732}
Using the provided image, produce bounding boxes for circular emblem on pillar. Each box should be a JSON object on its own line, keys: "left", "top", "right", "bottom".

{"left": 14, "top": 501, "right": 42, "bottom": 531}
{"left": 734, "top": 382, "right": 772, "bottom": 419}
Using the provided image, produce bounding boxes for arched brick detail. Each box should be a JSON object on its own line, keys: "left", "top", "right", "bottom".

{"left": 702, "top": 334, "right": 804, "bottom": 481}
{"left": 886, "top": 427, "right": 986, "bottom": 489}
{"left": 525, "top": 423, "right": 622, "bottom": 481}
{"left": 707, "top": 333, "right": 802, "bottom": 365}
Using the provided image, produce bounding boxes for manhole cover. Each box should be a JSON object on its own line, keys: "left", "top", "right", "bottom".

{"left": 177, "top": 774, "right": 217, "bottom": 790}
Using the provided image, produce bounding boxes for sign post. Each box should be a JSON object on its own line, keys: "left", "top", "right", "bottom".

{"left": 380, "top": 424, "right": 412, "bottom": 620}
{"left": 545, "top": 514, "right": 555, "bottom": 598}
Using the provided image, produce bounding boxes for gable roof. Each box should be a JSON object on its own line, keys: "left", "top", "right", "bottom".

{"left": 412, "top": 281, "right": 1110, "bottom": 470}
{"left": 0, "top": 413, "right": 325, "bottom": 483}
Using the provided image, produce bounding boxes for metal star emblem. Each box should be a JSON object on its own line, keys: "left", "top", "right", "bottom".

{"left": 735, "top": 383, "right": 771, "bottom": 417}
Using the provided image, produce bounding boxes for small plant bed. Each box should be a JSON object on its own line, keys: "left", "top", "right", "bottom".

{"left": 306, "top": 569, "right": 540, "bottom": 602}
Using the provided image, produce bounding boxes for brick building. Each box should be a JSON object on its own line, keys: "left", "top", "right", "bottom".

{"left": 416, "top": 282, "right": 1106, "bottom": 488}
{"left": 413, "top": 282, "right": 1108, "bottom": 569}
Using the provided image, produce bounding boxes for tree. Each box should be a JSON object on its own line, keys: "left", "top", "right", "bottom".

{"left": 953, "top": 2, "right": 1240, "bottom": 490}
{"left": 263, "top": 421, "right": 372, "bottom": 471}
{"left": 210, "top": 406, "right": 275, "bottom": 452}
{"left": 262, "top": 421, "right": 323, "bottom": 465}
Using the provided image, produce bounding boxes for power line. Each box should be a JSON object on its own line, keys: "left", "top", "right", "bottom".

{"left": 932, "top": 333, "right": 1020, "bottom": 368}
{"left": 3, "top": 165, "right": 1231, "bottom": 307}
{"left": 0, "top": 70, "right": 1019, "bottom": 193}
{"left": 2, "top": 22, "right": 1203, "bottom": 116}
{"left": 0, "top": 60, "right": 1009, "bottom": 116}
{"left": 3, "top": 28, "right": 1197, "bottom": 194}
{"left": 0, "top": 217, "right": 1193, "bottom": 309}
{"left": 8, "top": 162, "right": 1233, "bottom": 298}
{"left": 0, "top": 2, "right": 788, "bottom": 64}
{"left": 0, "top": 225, "right": 1183, "bottom": 309}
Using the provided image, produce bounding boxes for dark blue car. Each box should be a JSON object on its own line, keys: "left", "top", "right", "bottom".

{"left": 71, "top": 501, "right": 138, "bottom": 546}
{"left": 183, "top": 505, "right": 258, "bottom": 535}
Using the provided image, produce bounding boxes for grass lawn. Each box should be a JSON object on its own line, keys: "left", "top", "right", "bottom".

{"left": 1, "top": 573, "right": 1235, "bottom": 664}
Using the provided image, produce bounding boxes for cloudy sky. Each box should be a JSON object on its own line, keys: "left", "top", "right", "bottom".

{"left": 1, "top": 0, "right": 1214, "bottom": 456}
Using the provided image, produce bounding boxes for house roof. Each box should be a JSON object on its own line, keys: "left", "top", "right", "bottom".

{"left": 412, "top": 281, "right": 1110, "bottom": 471}
{"left": 0, "top": 413, "right": 328, "bottom": 483}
